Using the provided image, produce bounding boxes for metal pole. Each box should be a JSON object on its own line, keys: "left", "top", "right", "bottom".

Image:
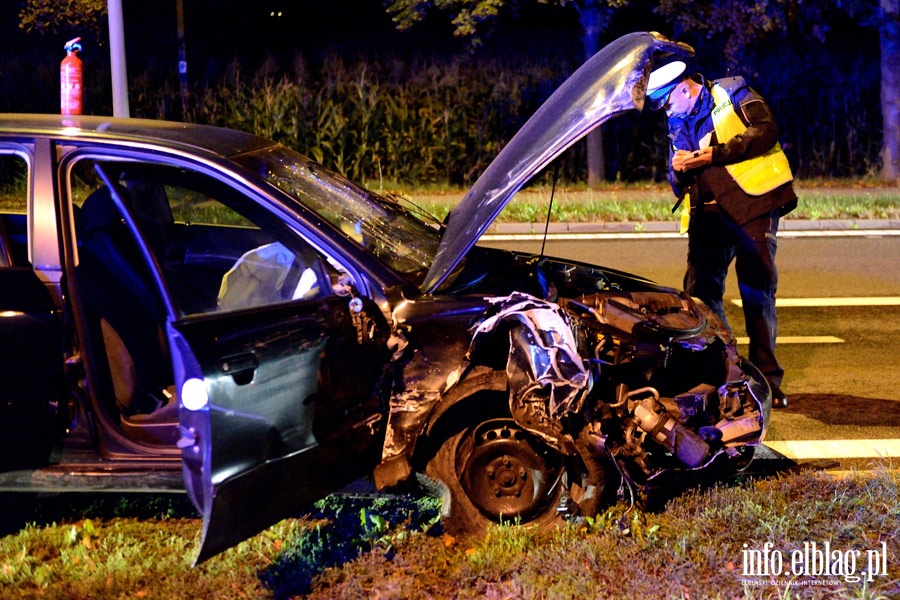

{"left": 176, "top": 0, "right": 189, "bottom": 119}
{"left": 107, "top": 0, "right": 130, "bottom": 118}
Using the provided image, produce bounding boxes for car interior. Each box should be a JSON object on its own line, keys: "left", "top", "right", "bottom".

{"left": 75, "top": 183, "right": 179, "bottom": 445}
{"left": 0, "top": 213, "right": 28, "bottom": 267}
{"left": 68, "top": 159, "right": 337, "bottom": 448}
{"left": 0, "top": 153, "right": 28, "bottom": 267}
{"left": 0, "top": 217, "right": 12, "bottom": 268}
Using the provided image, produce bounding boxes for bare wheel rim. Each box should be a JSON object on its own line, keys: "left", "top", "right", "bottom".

{"left": 457, "top": 419, "right": 562, "bottom": 522}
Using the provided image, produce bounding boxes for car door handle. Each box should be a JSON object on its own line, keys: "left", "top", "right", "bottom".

{"left": 219, "top": 352, "right": 258, "bottom": 384}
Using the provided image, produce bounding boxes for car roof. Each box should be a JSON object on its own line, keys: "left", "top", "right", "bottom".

{"left": 0, "top": 113, "right": 276, "bottom": 158}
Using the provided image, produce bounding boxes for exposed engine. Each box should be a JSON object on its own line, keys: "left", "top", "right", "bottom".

{"left": 467, "top": 290, "right": 769, "bottom": 500}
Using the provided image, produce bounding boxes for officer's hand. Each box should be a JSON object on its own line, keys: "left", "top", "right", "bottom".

{"left": 672, "top": 147, "right": 712, "bottom": 172}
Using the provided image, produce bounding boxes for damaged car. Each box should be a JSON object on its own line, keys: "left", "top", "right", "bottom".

{"left": 0, "top": 31, "right": 770, "bottom": 562}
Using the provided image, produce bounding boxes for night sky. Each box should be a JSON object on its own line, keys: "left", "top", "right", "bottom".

{"left": 0, "top": 0, "right": 605, "bottom": 116}
{"left": 183, "top": 0, "right": 584, "bottom": 67}
{"left": 61, "top": 0, "right": 572, "bottom": 73}
{"left": 1, "top": 0, "right": 648, "bottom": 85}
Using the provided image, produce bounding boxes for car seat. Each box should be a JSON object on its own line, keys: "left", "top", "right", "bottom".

{"left": 76, "top": 185, "right": 178, "bottom": 445}
{"left": 0, "top": 217, "right": 12, "bottom": 267}
{"left": 121, "top": 175, "right": 181, "bottom": 266}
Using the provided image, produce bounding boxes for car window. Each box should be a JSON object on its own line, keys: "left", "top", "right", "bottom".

{"left": 0, "top": 152, "right": 28, "bottom": 267}
{"left": 68, "top": 158, "right": 343, "bottom": 316}
{"left": 233, "top": 146, "right": 442, "bottom": 285}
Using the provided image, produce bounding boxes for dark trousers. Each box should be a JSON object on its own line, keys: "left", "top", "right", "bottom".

{"left": 683, "top": 206, "right": 784, "bottom": 388}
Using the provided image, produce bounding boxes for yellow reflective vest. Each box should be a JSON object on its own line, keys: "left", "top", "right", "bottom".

{"left": 710, "top": 83, "right": 793, "bottom": 195}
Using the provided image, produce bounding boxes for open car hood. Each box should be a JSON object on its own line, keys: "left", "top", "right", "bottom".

{"left": 423, "top": 31, "right": 694, "bottom": 293}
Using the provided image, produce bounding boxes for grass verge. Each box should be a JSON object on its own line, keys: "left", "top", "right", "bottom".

{"left": 1, "top": 465, "right": 897, "bottom": 599}
{"left": 385, "top": 181, "right": 900, "bottom": 224}
{"left": 3, "top": 180, "right": 896, "bottom": 224}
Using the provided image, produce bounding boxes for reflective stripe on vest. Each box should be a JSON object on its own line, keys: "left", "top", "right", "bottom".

{"left": 710, "top": 84, "right": 793, "bottom": 195}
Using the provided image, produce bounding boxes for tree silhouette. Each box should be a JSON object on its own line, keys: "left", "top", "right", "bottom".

{"left": 385, "top": 0, "right": 899, "bottom": 182}
{"left": 657, "top": 0, "right": 898, "bottom": 181}
{"left": 384, "top": 0, "right": 628, "bottom": 187}
{"left": 18, "top": 0, "right": 107, "bottom": 38}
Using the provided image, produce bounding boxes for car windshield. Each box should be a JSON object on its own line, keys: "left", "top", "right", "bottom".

{"left": 234, "top": 145, "right": 443, "bottom": 284}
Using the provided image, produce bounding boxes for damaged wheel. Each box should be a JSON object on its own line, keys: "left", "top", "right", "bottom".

{"left": 424, "top": 418, "right": 605, "bottom": 536}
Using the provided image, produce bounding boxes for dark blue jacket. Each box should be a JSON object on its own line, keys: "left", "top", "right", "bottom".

{"left": 667, "top": 75, "right": 797, "bottom": 225}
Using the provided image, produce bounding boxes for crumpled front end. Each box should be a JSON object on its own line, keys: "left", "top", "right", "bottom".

{"left": 464, "top": 290, "right": 769, "bottom": 489}
{"left": 375, "top": 284, "right": 770, "bottom": 521}
{"left": 469, "top": 293, "right": 591, "bottom": 440}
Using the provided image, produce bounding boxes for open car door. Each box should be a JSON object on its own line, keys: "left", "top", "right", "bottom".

{"left": 159, "top": 221, "right": 388, "bottom": 564}
{"left": 170, "top": 292, "right": 385, "bottom": 564}
{"left": 75, "top": 159, "right": 387, "bottom": 564}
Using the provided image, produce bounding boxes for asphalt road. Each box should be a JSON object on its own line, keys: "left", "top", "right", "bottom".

{"left": 480, "top": 230, "right": 900, "bottom": 471}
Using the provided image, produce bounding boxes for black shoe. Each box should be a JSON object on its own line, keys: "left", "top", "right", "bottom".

{"left": 770, "top": 384, "right": 788, "bottom": 409}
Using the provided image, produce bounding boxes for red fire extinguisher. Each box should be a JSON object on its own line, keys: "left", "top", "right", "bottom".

{"left": 60, "top": 37, "right": 83, "bottom": 116}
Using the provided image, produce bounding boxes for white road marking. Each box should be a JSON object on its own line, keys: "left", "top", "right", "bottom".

{"left": 480, "top": 229, "right": 900, "bottom": 242}
{"left": 736, "top": 336, "right": 844, "bottom": 345}
{"left": 765, "top": 439, "right": 900, "bottom": 459}
{"left": 781, "top": 229, "right": 900, "bottom": 238}
{"left": 732, "top": 297, "right": 900, "bottom": 307}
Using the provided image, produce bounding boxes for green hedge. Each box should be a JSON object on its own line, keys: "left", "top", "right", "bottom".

{"left": 130, "top": 53, "right": 572, "bottom": 186}
{"left": 2, "top": 43, "right": 882, "bottom": 185}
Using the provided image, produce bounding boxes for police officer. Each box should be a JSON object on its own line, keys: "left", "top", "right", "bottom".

{"left": 646, "top": 61, "right": 796, "bottom": 408}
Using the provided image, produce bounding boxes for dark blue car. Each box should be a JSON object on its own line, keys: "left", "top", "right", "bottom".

{"left": 0, "top": 32, "right": 770, "bottom": 563}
